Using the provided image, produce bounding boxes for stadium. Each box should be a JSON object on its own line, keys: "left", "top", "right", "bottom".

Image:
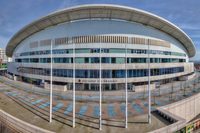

{"left": 3, "top": 4, "right": 200, "bottom": 133}
{"left": 6, "top": 4, "right": 196, "bottom": 91}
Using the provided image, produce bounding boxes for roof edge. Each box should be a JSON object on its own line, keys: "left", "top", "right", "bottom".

{"left": 6, "top": 4, "right": 196, "bottom": 57}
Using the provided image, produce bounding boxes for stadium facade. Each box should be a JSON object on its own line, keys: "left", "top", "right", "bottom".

{"left": 6, "top": 4, "right": 196, "bottom": 91}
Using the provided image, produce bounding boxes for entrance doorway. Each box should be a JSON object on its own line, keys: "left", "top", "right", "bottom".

{"left": 90, "top": 84, "right": 99, "bottom": 91}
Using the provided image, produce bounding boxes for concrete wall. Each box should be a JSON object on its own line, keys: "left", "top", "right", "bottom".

{"left": 162, "top": 93, "right": 200, "bottom": 122}
{"left": 44, "top": 82, "right": 68, "bottom": 91}
{"left": 149, "top": 108, "right": 187, "bottom": 133}
{"left": 150, "top": 92, "right": 200, "bottom": 133}
{"left": 179, "top": 72, "right": 195, "bottom": 81}
{"left": 134, "top": 83, "right": 155, "bottom": 92}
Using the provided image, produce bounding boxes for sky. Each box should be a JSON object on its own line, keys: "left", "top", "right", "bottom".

{"left": 0, "top": 0, "right": 199, "bottom": 60}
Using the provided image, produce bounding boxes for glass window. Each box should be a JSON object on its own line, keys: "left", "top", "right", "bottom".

{"left": 75, "top": 58, "right": 85, "bottom": 63}
{"left": 76, "top": 70, "right": 87, "bottom": 78}
{"left": 116, "top": 58, "right": 125, "bottom": 64}
{"left": 101, "top": 49, "right": 109, "bottom": 53}
{"left": 91, "top": 57, "right": 100, "bottom": 63}
{"left": 30, "top": 58, "right": 39, "bottom": 63}
{"left": 112, "top": 70, "right": 125, "bottom": 78}
{"left": 110, "top": 49, "right": 125, "bottom": 53}
{"left": 102, "top": 57, "right": 110, "bottom": 63}
{"left": 85, "top": 58, "right": 89, "bottom": 63}
{"left": 102, "top": 70, "right": 111, "bottom": 78}
{"left": 15, "top": 59, "right": 22, "bottom": 62}
{"left": 76, "top": 49, "right": 90, "bottom": 53}
{"left": 22, "top": 58, "right": 29, "bottom": 63}
{"left": 89, "top": 70, "right": 99, "bottom": 78}
{"left": 90, "top": 48, "right": 100, "bottom": 53}
{"left": 111, "top": 58, "right": 116, "bottom": 63}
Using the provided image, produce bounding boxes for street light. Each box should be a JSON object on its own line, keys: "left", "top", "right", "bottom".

{"left": 147, "top": 39, "right": 151, "bottom": 124}
{"left": 49, "top": 39, "right": 53, "bottom": 123}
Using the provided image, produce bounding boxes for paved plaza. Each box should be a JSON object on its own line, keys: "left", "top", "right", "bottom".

{"left": 0, "top": 73, "right": 200, "bottom": 132}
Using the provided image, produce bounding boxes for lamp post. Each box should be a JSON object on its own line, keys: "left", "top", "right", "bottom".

{"left": 49, "top": 39, "right": 53, "bottom": 123}
{"left": 147, "top": 39, "right": 151, "bottom": 124}
{"left": 99, "top": 38, "right": 102, "bottom": 130}
{"left": 125, "top": 43, "right": 128, "bottom": 128}
{"left": 73, "top": 41, "right": 76, "bottom": 128}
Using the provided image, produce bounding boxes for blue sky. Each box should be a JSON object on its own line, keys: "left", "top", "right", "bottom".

{"left": 0, "top": 0, "right": 199, "bottom": 60}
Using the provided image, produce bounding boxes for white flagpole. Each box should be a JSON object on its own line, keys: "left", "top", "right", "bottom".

{"left": 147, "top": 39, "right": 151, "bottom": 124}
{"left": 125, "top": 43, "right": 128, "bottom": 128}
{"left": 99, "top": 38, "right": 102, "bottom": 130}
{"left": 73, "top": 40, "right": 76, "bottom": 128}
{"left": 49, "top": 39, "right": 53, "bottom": 123}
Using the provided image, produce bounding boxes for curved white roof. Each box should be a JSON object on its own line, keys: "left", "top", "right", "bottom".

{"left": 6, "top": 4, "right": 196, "bottom": 57}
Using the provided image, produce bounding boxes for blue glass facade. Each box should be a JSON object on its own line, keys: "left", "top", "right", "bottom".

{"left": 17, "top": 48, "right": 186, "bottom": 57}
{"left": 17, "top": 67, "right": 184, "bottom": 78}
{"left": 15, "top": 57, "right": 185, "bottom": 63}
